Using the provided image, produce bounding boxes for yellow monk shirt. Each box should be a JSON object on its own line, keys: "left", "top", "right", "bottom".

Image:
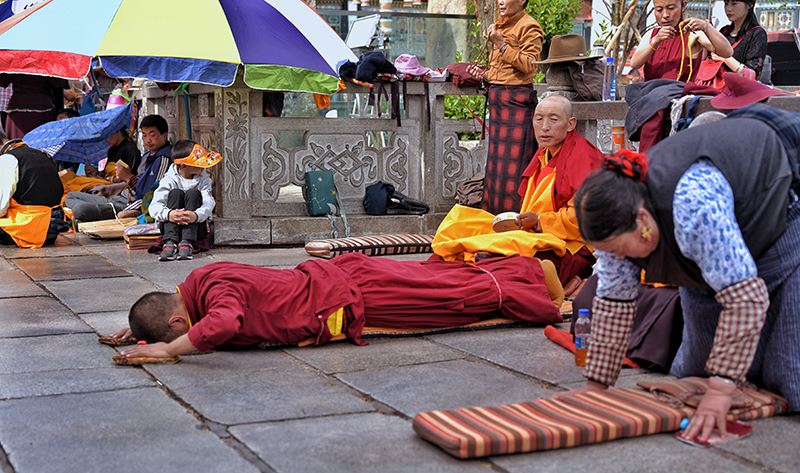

{"left": 520, "top": 147, "right": 584, "bottom": 254}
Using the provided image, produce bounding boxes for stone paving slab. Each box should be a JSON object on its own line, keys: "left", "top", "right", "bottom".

{"left": 231, "top": 412, "right": 493, "bottom": 473}
{"left": 210, "top": 247, "right": 309, "bottom": 267}
{"left": 0, "top": 333, "right": 116, "bottom": 374}
{"left": 13, "top": 255, "right": 131, "bottom": 281}
{"left": 429, "top": 327, "right": 590, "bottom": 385}
{"left": 0, "top": 270, "right": 46, "bottom": 298}
{"left": 0, "top": 387, "right": 259, "bottom": 473}
{"left": 76, "top": 311, "right": 129, "bottom": 337}
{"left": 0, "top": 257, "right": 13, "bottom": 271}
{"left": 491, "top": 433, "right": 763, "bottom": 473}
{"left": 0, "top": 367, "right": 152, "bottom": 400}
{"left": 0, "top": 296, "right": 90, "bottom": 338}
{"left": 286, "top": 338, "right": 466, "bottom": 374}
{"left": 336, "top": 359, "right": 555, "bottom": 417}
{"left": 42, "top": 276, "right": 158, "bottom": 313}
{"left": 715, "top": 416, "right": 800, "bottom": 473}
{"left": 122, "top": 258, "right": 216, "bottom": 292}
{"left": 145, "top": 350, "right": 374, "bottom": 424}
{"left": 0, "top": 235, "right": 89, "bottom": 259}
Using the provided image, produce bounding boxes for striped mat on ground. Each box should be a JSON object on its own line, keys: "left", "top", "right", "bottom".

{"left": 413, "top": 377, "right": 789, "bottom": 459}
{"left": 304, "top": 233, "right": 434, "bottom": 259}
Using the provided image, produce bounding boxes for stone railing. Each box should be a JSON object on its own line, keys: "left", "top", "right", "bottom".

{"left": 141, "top": 81, "right": 625, "bottom": 245}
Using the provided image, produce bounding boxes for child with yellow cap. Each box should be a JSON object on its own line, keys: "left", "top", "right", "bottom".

{"left": 148, "top": 140, "right": 221, "bottom": 261}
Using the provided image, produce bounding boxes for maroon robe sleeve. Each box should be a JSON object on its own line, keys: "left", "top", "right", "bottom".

{"left": 187, "top": 287, "right": 246, "bottom": 352}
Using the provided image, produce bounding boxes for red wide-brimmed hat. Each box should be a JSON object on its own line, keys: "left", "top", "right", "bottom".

{"left": 710, "top": 72, "right": 788, "bottom": 110}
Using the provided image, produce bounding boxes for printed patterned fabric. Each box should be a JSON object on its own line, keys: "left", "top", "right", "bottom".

{"left": 637, "top": 377, "right": 789, "bottom": 421}
{"left": 304, "top": 233, "right": 433, "bottom": 259}
{"left": 481, "top": 85, "right": 537, "bottom": 214}
{"left": 413, "top": 379, "right": 789, "bottom": 459}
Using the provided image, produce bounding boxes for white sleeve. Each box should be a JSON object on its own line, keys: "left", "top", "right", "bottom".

{"left": 0, "top": 153, "right": 19, "bottom": 217}
{"left": 148, "top": 182, "right": 172, "bottom": 222}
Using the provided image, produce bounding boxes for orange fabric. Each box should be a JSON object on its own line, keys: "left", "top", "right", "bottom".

{"left": 543, "top": 325, "right": 640, "bottom": 369}
{"left": 485, "top": 11, "right": 544, "bottom": 85}
{"left": 59, "top": 172, "right": 110, "bottom": 205}
{"left": 519, "top": 147, "right": 583, "bottom": 254}
{"left": 0, "top": 199, "right": 52, "bottom": 248}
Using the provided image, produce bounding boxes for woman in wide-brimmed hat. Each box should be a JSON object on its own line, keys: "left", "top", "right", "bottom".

{"left": 560, "top": 115, "right": 800, "bottom": 442}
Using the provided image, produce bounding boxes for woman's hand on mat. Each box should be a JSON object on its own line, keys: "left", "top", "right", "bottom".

{"left": 684, "top": 378, "right": 736, "bottom": 442}
{"left": 552, "top": 380, "right": 607, "bottom": 400}
{"left": 111, "top": 327, "right": 133, "bottom": 340}
{"left": 517, "top": 212, "right": 540, "bottom": 232}
{"left": 121, "top": 342, "right": 174, "bottom": 360}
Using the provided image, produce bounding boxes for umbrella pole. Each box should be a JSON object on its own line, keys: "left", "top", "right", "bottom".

{"left": 183, "top": 93, "right": 193, "bottom": 140}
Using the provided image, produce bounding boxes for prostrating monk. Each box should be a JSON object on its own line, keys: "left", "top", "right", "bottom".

{"left": 111, "top": 253, "right": 564, "bottom": 360}
{"left": 432, "top": 95, "right": 603, "bottom": 284}
{"left": 630, "top": 0, "right": 733, "bottom": 82}
{"left": 0, "top": 130, "right": 64, "bottom": 248}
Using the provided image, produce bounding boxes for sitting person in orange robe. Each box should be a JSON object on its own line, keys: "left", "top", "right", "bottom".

{"left": 0, "top": 130, "right": 64, "bottom": 248}
{"left": 432, "top": 95, "right": 603, "bottom": 285}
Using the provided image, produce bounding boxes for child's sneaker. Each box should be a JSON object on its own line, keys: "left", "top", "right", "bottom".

{"left": 177, "top": 240, "right": 193, "bottom": 260}
{"left": 159, "top": 241, "right": 178, "bottom": 261}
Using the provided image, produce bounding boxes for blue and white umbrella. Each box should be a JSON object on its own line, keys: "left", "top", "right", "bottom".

{"left": 23, "top": 103, "right": 132, "bottom": 164}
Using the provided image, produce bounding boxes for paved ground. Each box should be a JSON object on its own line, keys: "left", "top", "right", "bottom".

{"left": 0, "top": 233, "right": 797, "bottom": 473}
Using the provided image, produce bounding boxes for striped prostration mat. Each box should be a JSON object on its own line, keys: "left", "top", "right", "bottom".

{"left": 413, "top": 381, "right": 789, "bottom": 459}
{"left": 305, "top": 234, "right": 433, "bottom": 259}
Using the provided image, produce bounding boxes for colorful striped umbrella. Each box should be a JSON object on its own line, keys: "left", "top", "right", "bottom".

{"left": 0, "top": 0, "right": 356, "bottom": 94}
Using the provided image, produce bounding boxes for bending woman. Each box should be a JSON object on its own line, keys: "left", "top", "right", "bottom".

{"left": 565, "top": 117, "right": 799, "bottom": 442}
{"left": 631, "top": 0, "right": 733, "bottom": 81}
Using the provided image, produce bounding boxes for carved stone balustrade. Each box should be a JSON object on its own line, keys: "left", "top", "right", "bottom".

{"left": 143, "top": 81, "right": 630, "bottom": 245}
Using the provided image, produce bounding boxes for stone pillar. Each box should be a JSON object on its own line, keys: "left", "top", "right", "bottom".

{"left": 217, "top": 86, "right": 251, "bottom": 219}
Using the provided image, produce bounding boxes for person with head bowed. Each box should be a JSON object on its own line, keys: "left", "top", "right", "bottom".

{"left": 561, "top": 114, "right": 800, "bottom": 443}
{"left": 631, "top": 0, "right": 733, "bottom": 81}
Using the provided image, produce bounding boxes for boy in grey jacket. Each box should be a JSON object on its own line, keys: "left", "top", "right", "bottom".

{"left": 149, "top": 141, "right": 221, "bottom": 261}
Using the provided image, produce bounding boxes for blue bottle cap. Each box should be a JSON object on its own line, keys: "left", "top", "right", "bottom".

{"left": 679, "top": 418, "right": 690, "bottom": 430}
{"left": 578, "top": 308, "right": 590, "bottom": 317}
{"left": 606, "top": 57, "right": 615, "bottom": 63}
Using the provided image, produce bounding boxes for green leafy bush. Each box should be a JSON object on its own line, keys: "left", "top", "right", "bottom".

{"left": 526, "top": 0, "right": 582, "bottom": 43}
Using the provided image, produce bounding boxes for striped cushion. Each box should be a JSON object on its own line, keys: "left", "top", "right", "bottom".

{"left": 413, "top": 380, "right": 789, "bottom": 459}
{"left": 305, "top": 233, "right": 434, "bottom": 259}
{"left": 414, "top": 388, "right": 689, "bottom": 459}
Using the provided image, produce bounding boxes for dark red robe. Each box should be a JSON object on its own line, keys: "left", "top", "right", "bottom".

{"left": 643, "top": 27, "right": 702, "bottom": 82}
{"left": 515, "top": 130, "right": 603, "bottom": 284}
{"left": 180, "top": 253, "right": 561, "bottom": 351}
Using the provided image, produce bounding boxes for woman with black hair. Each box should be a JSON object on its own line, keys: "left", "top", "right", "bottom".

{"left": 561, "top": 117, "right": 800, "bottom": 443}
{"left": 714, "top": 0, "right": 768, "bottom": 79}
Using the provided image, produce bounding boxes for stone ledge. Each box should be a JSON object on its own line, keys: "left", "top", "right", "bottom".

{"left": 214, "top": 213, "right": 447, "bottom": 246}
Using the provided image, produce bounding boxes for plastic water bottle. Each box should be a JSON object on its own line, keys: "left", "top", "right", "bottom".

{"left": 602, "top": 57, "right": 617, "bottom": 102}
{"left": 574, "top": 308, "right": 591, "bottom": 367}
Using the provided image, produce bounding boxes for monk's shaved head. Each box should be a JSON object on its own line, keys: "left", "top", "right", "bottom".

{"left": 536, "top": 95, "right": 573, "bottom": 119}
{"left": 533, "top": 95, "right": 577, "bottom": 148}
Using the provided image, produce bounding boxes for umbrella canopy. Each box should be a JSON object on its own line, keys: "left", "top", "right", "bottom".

{"left": 0, "top": 0, "right": 356, "bottom": 94}
{"left": 24, "top": 103, "right": 132, "bottom": 164}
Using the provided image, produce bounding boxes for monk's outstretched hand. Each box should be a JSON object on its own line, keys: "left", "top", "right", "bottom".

{"left": 121, "top": 342, "right": 174, "bottom": 360}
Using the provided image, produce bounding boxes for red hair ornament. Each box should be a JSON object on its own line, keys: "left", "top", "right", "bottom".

{"left": 604, "top": 149, "right": 649, "bottom": 182}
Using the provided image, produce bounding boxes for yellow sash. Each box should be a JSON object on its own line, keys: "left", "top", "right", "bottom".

{"left": 0, "top": 199, "right": 53, "bottom": 248}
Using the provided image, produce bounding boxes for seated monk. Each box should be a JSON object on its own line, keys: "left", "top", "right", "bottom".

{"left": 0, "top": 130, "right": 64, "bottom": 248}
{"left": 109, "top": 253, "right": 565, "bottom": 361}
{"left": 432, "top": 95, "right": 603, "bottom": 285}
